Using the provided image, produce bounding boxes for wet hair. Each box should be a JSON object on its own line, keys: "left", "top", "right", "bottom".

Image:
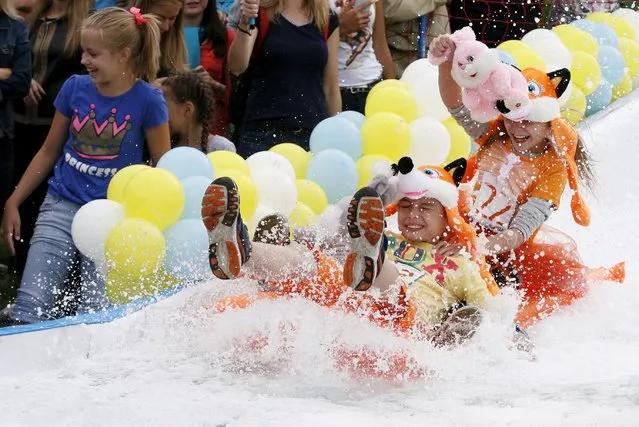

{"left": 575, "top": 129, "right": 597, "bottom": 195}
{"left": 82, "top": 7, "right": 162, "bottom": 81}
{"left": 162, "top": 71, "right": 215, "bottom": 151}
{"left": 132, "top": 0, "right": 188, "bottom": 75}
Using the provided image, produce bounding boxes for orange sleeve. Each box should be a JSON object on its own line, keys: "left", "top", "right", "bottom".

{"left": 528, "top": 159, "right": 568, "bottom": 207}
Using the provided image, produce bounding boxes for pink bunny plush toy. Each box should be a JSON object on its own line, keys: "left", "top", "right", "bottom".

{"left": 428, "top": 26, "right": 532, "bottom": 123}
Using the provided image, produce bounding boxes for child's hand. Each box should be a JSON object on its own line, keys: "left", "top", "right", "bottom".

{"left": 484, "top": 229, "right": 525, "bottom": 256}
{"left": 367, "top": 172, "right": 397, "bottom": 207}
{"left": 0, "top": 67, "right": 12, "bottom": 80}
{"left": 2, "top": 200, "right": 21, "bottom": 256}
{"left": 24, "top": 79, "right": 45, "bottom": 107}
{"left": 239, "top": 0, "right": 259, "bottom": 25}
{"left": 339, "top": 0, "right": 371, "bottom": 35}
{"left": 429, "top": 35, "right": 456, "bottom": 63}
{"left": 432, "top": 241, "right": 463, "bottom": 258}
{"left": 151, "top": 77, "right": 167, "bottom": 88}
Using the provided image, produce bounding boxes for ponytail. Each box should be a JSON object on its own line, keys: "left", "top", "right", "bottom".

{"left": 134, "top": 9, "right": 162, "bottom": 81}
{"left": 82, "top": 7, "right": 162, "bottom": 82}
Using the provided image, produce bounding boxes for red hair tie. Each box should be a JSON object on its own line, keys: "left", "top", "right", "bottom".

{"left": 129, "top": 7, "right": 147, "bottom": 26}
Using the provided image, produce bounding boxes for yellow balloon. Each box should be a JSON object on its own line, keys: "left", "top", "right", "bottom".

{"left": 122, "top": 168, "right": 185, "bottom": 230}
{"left": 561, "top": 85, "right": 587, "bottom": 125}
{"left": 442, "top": 117, "right": 472, "bottom": 163}
{"left": 269, "top": 143, "right": 311, "bottom": 179}
{"left": 510, "top": 49, "right": 547, "bottom": 71}
{"left": 361, "top": 112, "right": 411, "bottom": 160}
{"left": 585, "top": 12, "right": 613, "bottom": 25}
{"left": 105, "top": 218, "right": 166, "bottom": 278}
{"left": 107, "top": 164, "right": 150, "bottom": 203}
{"left": 612, "top": 72, "right": 633, "bottom": 101}
{"left": 496, "top": 40, "right": 531, "bottom": 55}
{"left": 367, "top": 79, "right": 410, "bottom": 100}
{"left": 608, "top": 15, "right": 636, "bottom": 40}
{"left": 207, "top": 150, "right": 250, "bottom": 177}
{"left": 365, "top": 86, "right": 418, "bottom": 122}
{"left": 557, "top": 28, "right": 599, "bottom": 55}
{"left": 570, "top": 51, "right": 602, "bottom": 95}
{"left": 618, "top": 38, "right": 639, "bottom": 78}
{"left": 552, "top": 24, "right": 581, "bottom": 39}
{"left": 355, "top": 154, "right": 392, "bottom": 188}
{"left": 216, "top": 169, "right": 259, "bottom": 219}
{"left": 295, "top": 179, "right": 328, "bottom": 215}
{"left": 289, "top": 202, "right": 316, "bottom": 229}
{"left": 106, "top": 267, "right": 179, "bottom": 305}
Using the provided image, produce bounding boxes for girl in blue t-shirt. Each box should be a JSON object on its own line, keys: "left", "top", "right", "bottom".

{"left": 1, "top": 7, "right": 171, "bottom": 325}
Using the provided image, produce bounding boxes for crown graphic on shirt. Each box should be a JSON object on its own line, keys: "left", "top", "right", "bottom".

{"left": 71, "top": 104, "right": 132, "bottom": 159}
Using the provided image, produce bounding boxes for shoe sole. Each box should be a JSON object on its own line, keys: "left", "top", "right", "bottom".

{"left": 253, "top": 213, "right": 290, "bottom": 245}
{"left": 344, "top": 193, "right": 385, "bottom": 291}
{"left": 202, "top": 182, "right": 241, "bottom": 280}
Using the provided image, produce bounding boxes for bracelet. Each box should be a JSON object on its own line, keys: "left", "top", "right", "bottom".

{"left": 238, "top": 25, "right": 252, "bottom": 36}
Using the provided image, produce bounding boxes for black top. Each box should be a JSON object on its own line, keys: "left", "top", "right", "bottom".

{"left": 15, "top": 15, "right": 84, "bottom": 126}
{"left": 243, "top": 12, "right": 339, "bottom": 131}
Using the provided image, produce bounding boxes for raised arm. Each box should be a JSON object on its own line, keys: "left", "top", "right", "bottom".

{"left": 227, "top": 0, "right": 259, "bottom": 75}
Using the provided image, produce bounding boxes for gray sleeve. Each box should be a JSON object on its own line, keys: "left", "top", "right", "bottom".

{"left": 226, "top": 1, "right": 242, "bottom": 30}
{"left": 509, "top": 197, "right": 555, "bottom": 242}
{"left": 207, "top": 135, "right": 237, "bottom": 153}
{"left": 448, "top": 104, "right": 490, "bottom": 141}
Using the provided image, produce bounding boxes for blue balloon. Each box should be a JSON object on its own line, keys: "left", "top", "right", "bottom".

{"left": 597, "top": 46, "right": 626, "bottom": 86}
{"left": 309, "top": 116, "right": 362, "bottom": 160}
{"left": 157, "top": 146, "right": 215, "bottom": 180}
{"left": 180, "top": 176, "right": 211, "bottom": 219}
{"left": 306, "top": 149, "right": 358, "bottom": 204}
{"left": 338, "top": 110, "right": 367, "bottom": 129}
{"left": 164, "top": 219, "right": 211, "bottom": 281}
{"left": 494, "top": 48, "right": 516, "bottom": 66}
{"left": 586, "top": 79, "right": 613, "bottom": 117}
{"left": 572, "top": 20, "right": 619, "bottom": 48}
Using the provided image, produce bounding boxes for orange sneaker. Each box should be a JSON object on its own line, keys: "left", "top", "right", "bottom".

{"left": 343, "top": 187, "right": 386, "bottom": 291}
{"left": 201, "top": 177, "right": 250, "bottom": 280}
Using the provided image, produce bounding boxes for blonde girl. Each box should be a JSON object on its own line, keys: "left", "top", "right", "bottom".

{"left": 2, "top": 7, "right": 171, "bottom": 325}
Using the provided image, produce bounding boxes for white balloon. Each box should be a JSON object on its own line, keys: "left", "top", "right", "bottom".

{"left": 612, "top": 8, "right": 639, "bottom": 44}
{"left": 247, "top": 151, "right": 296, "bottom": 184}
{"left": 408, "top": 118, "right": 451, "bottom": 166}
{"left": 247, "top": 203, "right": 277, "bottom": 234}
{"left": 523, "top": 29, "right": 571, "bottom": 69}
{"left": 72, "top": 199, "right": 125, "bottom": 262}
{"left": 251, "top": 168, "right": 298, "bottom": 217}
{"left": 400, "top": 58, "right": 439, "bottom": 88}
{"left": 412, "top": 72, "right": 451, "bottom": 121}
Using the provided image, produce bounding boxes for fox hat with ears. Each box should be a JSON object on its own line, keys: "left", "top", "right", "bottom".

{"left": 496, "top": 66, "right": 591, "bottom": 227}
{"left": 384, "top": 156, "right": 500, "bottom": 296}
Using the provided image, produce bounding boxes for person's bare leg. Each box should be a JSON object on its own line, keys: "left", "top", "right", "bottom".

{"left": 243, "top": 242, "right": 317, "bottom": 282}
{"left": 370, "top": 261, "right": 400, "bottom": 293}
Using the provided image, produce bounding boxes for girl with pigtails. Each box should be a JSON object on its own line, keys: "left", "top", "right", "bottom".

{"left": 1, "top": 7, "right": 171, "bottom": 325}
{"left": 161, "top": 70, "right": 236, "bottom": 153}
